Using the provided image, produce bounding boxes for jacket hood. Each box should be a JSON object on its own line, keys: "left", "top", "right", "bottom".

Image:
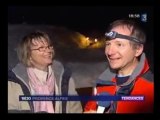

{"left": 96, "top": 53, "right": 149, "bottom": 87}
{"left": 12, "top": 60, "right": 64, "bottom": 91}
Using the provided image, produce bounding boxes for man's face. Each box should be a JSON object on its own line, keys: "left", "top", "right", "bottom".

{"left": 105, "top": 26, "right": 141, "bottom": 72}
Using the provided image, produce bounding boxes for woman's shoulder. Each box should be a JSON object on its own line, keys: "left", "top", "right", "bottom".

{"left": 51, "top": 60, "right": 65, "bottom": 77}
{"left": 53, "top": 60, "right": 63, "bottom": 66}
{"left": 52, "top": 60, "right": 64, "bottom": 69}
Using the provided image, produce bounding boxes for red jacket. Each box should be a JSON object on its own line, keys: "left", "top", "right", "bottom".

{"left": 84, "top": 53, "right": 154, "bottom": 113}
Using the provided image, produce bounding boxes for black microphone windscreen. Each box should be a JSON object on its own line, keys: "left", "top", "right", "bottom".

{"left": 97, "top": 92, "right": 111, "bottom": 108}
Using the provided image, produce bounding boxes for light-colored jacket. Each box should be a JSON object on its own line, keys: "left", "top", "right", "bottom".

{"left": 8, "top": 60, "right": 82, "bottom": 113}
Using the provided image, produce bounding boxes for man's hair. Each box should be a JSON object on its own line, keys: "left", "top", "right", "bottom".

{"left": 17, "top": 31, "right": 54, "bottom": 67}
{"left": 106, "top": 19, "right": 146, "bottom": 49}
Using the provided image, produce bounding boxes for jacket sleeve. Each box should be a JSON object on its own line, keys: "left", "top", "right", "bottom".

{"left": 67, "top": 77, "right": 83, "bottom": 113}
{"left": 8, "top": 81, "right": 31, "bottom": 112}
{"left": 84, "top": 97, "right": 97, "bottom": 112}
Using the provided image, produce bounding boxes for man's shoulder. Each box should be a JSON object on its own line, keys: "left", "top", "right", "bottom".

{"left": 98, "top": 68, "right": 116, "bottom": 81}
{"left": 141, "top": 70, "right": 154, "bottom": 82}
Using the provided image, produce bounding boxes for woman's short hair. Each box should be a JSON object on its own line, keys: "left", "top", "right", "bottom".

{"left": 17, "top": 31, "right": 54, "bottom": 67}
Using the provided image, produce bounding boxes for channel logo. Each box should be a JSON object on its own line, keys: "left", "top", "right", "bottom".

{"left": 141, "top": 13, "right": 147, "bottom": 22}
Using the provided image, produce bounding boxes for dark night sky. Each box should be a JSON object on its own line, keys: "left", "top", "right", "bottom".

{"left": 8, "top": 6, "right": 153, "bottom": 34}
{"left": 8, "top": 6, "right": 154, "bottom": 71}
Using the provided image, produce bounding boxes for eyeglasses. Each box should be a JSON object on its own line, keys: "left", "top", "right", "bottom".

{"left": 31, "top": 45, "right": 53, "bottom": 52}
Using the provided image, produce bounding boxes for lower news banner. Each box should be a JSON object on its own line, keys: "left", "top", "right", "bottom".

{"left": 19, "top": 95, "right": 144, "bottom": 101}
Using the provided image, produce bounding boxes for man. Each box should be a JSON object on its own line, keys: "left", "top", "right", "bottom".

{"left": 84, "top": 19, "right": 154, "bottom": 113}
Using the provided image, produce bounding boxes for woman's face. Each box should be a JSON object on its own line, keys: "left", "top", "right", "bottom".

{"left": 29, "top": 38, "right": 54, "bottom": 71}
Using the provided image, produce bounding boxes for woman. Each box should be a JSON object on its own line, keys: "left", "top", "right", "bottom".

{"left": 8, "top": 31, "right": 82, "bottom": 113}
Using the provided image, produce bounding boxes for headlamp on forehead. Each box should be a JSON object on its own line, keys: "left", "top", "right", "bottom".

{"left": 105, "top": 31, "right": 144, "bottom": 44}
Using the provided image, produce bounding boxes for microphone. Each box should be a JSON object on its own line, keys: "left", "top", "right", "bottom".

{"left": 97, "top": 92, "right": 111, "bottom": 113}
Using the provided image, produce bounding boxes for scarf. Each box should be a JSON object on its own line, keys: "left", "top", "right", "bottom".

{"left": 27, "top": 66, "right": 55, "bottom": 113}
